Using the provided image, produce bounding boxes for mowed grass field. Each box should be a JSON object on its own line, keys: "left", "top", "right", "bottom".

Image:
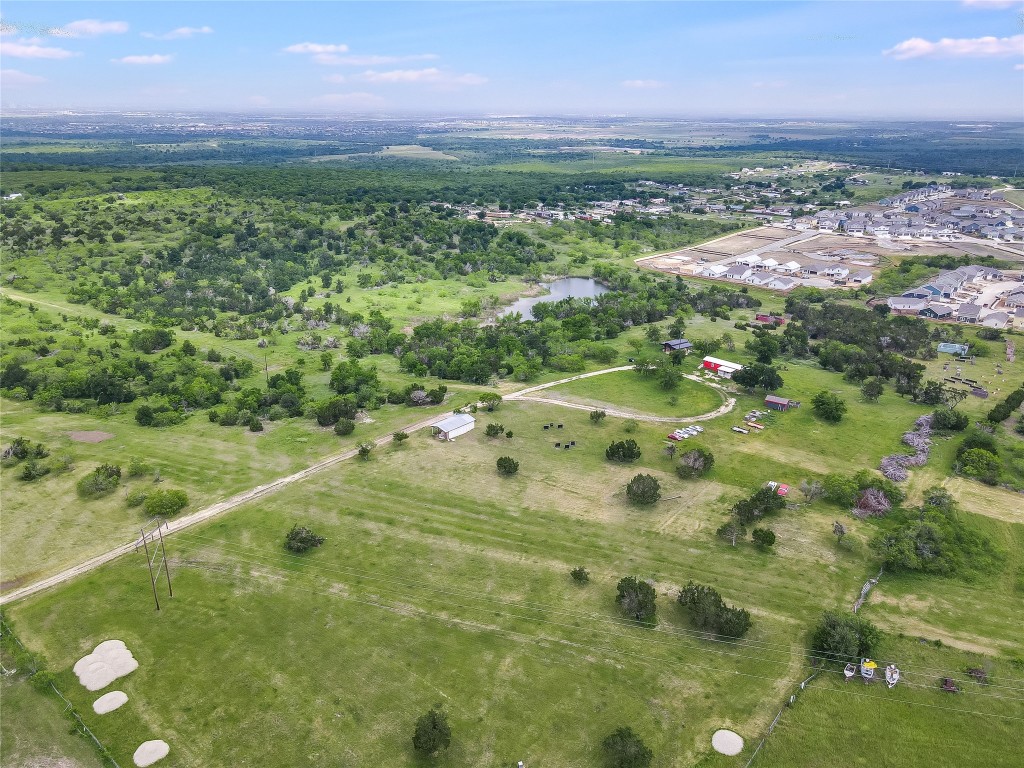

{"left": 6, "top": 395, "right": 1024, "bottom": 767}
{"left": 539, "top": 369, "right": 724, "bottom": 418}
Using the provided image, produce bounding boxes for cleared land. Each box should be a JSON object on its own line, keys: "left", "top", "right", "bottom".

{"left": 7, "top": 396, "right": 1023, "bottom": 767}
{"left": 537, "top": 369, "right": 724, "bottom": 419}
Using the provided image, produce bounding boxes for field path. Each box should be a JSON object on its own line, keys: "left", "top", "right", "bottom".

{"left": 0, "top": 366, "right": 734, "bottom": 605}
{"left": 507, "top": 366, "right": 736, "bottom": 422}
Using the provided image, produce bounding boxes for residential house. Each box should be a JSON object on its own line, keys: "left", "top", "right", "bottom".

{"left": 662, "top": 339, "right": 693, "bottom": 354}
{"left": 724, "top": 265, "right": 752, "bottom": 281}
{"left": 887, "top": 297, "right": 928, "bottom": 315}
{"left": 766, "top": 276, "right": 800, "bottom": 291}
{"left": 981, "top": 312, "right": 1010, "bottom": 329}
{"left": 919, "top": 303, "right": 954, "bottom": 320}
{"left": 956, "top": 303, "right": 983, "bottom": 324}
{"left": 847, "top": 270, "right": 874, "bottom": 285}
{"left": 745, "top": 272, "right": 775, "bottom": 287}
{"left": 774, "top": 261, "right": 802, "bottom": 274}
{"left": 824, "top": 266, "right": 850, "bottom": 280}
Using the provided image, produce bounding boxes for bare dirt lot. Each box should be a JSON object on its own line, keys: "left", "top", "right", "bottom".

{"left": 67, "top": 431, "right": 114, "bottom": 443}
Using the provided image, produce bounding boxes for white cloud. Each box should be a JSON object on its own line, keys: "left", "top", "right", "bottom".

{"left": 0, "top": 38, "right": 77, "bottom": 59}
{"left": 313, "top": 91, "right": 386, "bottom": 109}
{"left": 320, "top": 53, "right": 438, "bottom": 66}
{"left": 1016, "top": 63, "right": 1024, "bottom": 70}
{"left": 622, "top": 79, "right": 665, "bottom": 89}
{"left": 323, "top": 74, "right": 347, "bottom": 84}
{"left": 142, "top": 26, "right": 213, "bottom": 40}
{"left": 884, "top": 34, "right": 1024, "bottom": 59}
{"left": 961, "top": 0, "right": 1023, "bottom": 8}
{"left": 356, "top": 68, "right": 486, "bottom": 85}
{"left": 284, "top": 42, "right": 349, "bottom": 54}
{"left": 113, "top": 54, "right": 174, "bottom": 65}
{"left": 1, "top": 68, "right": 47, "bottom": 86}
{"left": 63, "top": 19, "right": 129, "bottom": 37}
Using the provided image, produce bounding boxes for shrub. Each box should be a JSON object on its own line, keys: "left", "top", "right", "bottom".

{"left": 126, "top": 489, "right": 148, "bottom": 508}
{"left": 622, "top": 419, "right": 639, "bottom": 434}
{"left": 357, "top": 443, "right": 373, "bottom": 460}
{"left": 142, "top": 489, "right": 189, "bottom": 517}
{"left": 625, "top": 474, "right": 661, "bottom": 505}
{"left": 19, "top": 459, "right": 50, "bottom": 481}
{"left": 485, "top": 422, "right": 505, "bottom": 438}
{"left": 127, "top": 457, "right": 152, "bottom": 478}
{"left": 602, "top": 727, "right": 653, "bottom": 768}
{"left": 752, "top": 528, "right": 776, "bottom": 549}
{"left": 590, "top": 410, "right": 606, "bottom": 424}
{"left": 392, "top": 431, "right": 409, "bottom": 444}
{"left": 248, "top": 417, "right": 264, "bottom": 432}
{"left": 570, "top": 566, "right": 590, "bottom": 584}
{"left": 677, "top": 581, "right": 752, "bottom": 638}
{"left": 676, "top": 447, "right": 714, "bottom": 479}
{"left": 334, "top": 418, "right": 356, "bottom": 436}
{"left": 76, "top": 464, "right": 121, "bottom": 498}
{"left": 932, "top": 408, "right": 969, "bottom": 432}
{"left": 284, "top": 524, "right": 325, "bottom": 553}
{"left": 810, "top": 610, "right": 881, "bottom": 664}
{"left": 496, "top": 456, "right": 519, "bottom": 476}
{"left": 606, "top": 439, "right": 642, "bottom": 463}
{"left": 615, "top": 577, "right": 657, "bottom": 622}
{"left": 412, "top": 709, "right": 451, "bottom": 756}
{"left": 812, "top": 390, "right": 847, "bottom": 423}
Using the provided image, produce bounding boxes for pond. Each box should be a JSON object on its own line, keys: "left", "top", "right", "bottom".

{"left": 501, "top": 277, "right": 610, "bottom": 321}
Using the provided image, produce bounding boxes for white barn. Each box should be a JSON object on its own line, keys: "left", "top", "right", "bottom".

{"left": 432, "top": 414, "right": 476, "bottom": 441}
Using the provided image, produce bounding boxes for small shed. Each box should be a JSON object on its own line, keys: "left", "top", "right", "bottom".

{"left": 662, "top": 338, "right": 693, "bottom": 354}
{"left": 431, "top": 413, "right": 476, "bottom": 441}
{"left": 764, "top": 395, "right": 799, "bottom": 411}
{"left": 702, "top": 356, "right": 744, "bottom": 378}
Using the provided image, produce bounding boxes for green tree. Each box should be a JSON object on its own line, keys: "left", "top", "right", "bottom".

{"left": 657, "top": 365, "right": 680, "bottom": 391}
{"left": 570, "top": 566, "right": 590, "bottom": 584}
{"left": 677, "top": 581, "right": 752, "bottom": 638}
{"left": 496, "top": 456, "right": 519, "bottom": 476}
{"left": 606, "top": 439, "right": 641, "bottom": 463}
{"left": 479, "top": 392, "right": 502, "bottom": 411}
{"left": 626, "top": 474, "right": 661, "bottom": 505}
{"left": 861, "top": 378, "right": 884, "bottom": 402}
{"left": 602, "top": 727, "right": 653, "bottom": 768}
{"left": 752, "top": 528, "right": 776, "bottom": 549}
{"left": 716, "top": 520, "right": 746, "bottom": 547}
{"left": 284, "top": 524, "right": 325, "bottom": 553}
{"left": 392, "top": 431, "right": 409, "bottom": 444}
{"left": 958, "top": 448, "right": 1000, "bottom": 483}
{"left": 615, "top": 577, "right": 657, "bottom": 622}
{"left": 334, "top": 418, "right": 356, "bottom": 436}
{"left": 412, "top": 709, "right": 451, "bottom": 756}
{"left": 485, "top": 422, "right": 505, "bottom": 438}
{"left": 590, "top": 409, "right": 607, "bottom": 424}
{"left": 810, "top": 610, "right": 881, "bottom": 664}
{"left": 812, "top": 390, "right": 847, "bottom": 423}
{"left": 676, "top": 447, "right": 714, "bottom": 479}
{"left": 357, "top": 443, "right": 374, "bottom": 460}
{"left": 142, "top": 489, "right": 189, "bottom": 517}
{"left": 732, "top": 363, "right": 783, "bottom": 392}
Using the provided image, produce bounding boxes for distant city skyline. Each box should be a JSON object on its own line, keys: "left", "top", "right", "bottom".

{"left": 2, "top": 1, "right": 1023, "bottom": 119}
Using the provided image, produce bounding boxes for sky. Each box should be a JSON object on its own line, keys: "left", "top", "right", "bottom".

{"left": 1, "top": 1, "right": 1023, "bottom": 119}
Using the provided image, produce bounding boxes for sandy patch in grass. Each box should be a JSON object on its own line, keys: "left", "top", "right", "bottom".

{"left": 712, "top": 729, "right": 744, "bottom": 755}
{"left": 93, "top": 690, "right": 128, "bottom": 714}
{"left": 73, "top": 640, "right": 138, "bottom": 691}
{"left": 67, "top": 431, "right": 114, "bottom": 443}
{"left": 133, "top": 740, "right": 169, "bottom": 767}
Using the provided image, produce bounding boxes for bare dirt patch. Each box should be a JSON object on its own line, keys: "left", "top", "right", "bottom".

{"left": 67, "top": 431, "right": 114, "bottom": 444}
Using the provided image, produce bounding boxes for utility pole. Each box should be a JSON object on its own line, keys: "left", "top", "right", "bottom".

{"left": 141, "top": 528, "right": 160, "bottom": 611}
{"left": 157, "top": 521, "right": 173, "bottom": 598}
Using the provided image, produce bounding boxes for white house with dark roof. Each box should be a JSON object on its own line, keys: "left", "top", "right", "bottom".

{"left": 956, "top": 303, "right": 982, "bottom": 323}
{"left": 766, "top": 276, "right": 800, "bottom": 291}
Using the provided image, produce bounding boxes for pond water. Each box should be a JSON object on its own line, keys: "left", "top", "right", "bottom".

{"left": 502, "top": 277, "right": 609, "bottom": 321}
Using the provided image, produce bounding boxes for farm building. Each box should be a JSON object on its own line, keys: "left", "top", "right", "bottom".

{"left": 431, "top": 413, "right": 476, "bottom": 441}
{"left": 755, "top": 314, "right": 786, "bottom": 325}
{"left": 764, "top": 395, "right": 800, "bottom": 411}
{"left": 701, "top": 356, "right": 744, "bottom": 378}
{"left": 662, "top": 339, "right": 693, "bottom": 354}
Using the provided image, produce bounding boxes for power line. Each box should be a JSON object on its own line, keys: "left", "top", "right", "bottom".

{"left": 173, "top": 531, "right": 1024, "bottom": 700}
{"left": 188, "top": 559, "right": 1024, "bottom": 724}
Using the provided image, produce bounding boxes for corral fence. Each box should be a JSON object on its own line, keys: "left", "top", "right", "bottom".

{"left": 743, "top": 671, "right": 818, "bottom": 768}
{"left": 0, "top": 615, "right": 122, "bottom": 768}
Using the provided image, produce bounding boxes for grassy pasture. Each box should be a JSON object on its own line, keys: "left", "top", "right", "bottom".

{"left": 539, "top": 369, "right": 724, "bottom": 418}
{"left": 6, "top": 398, "right": 1023, "bottom": 767}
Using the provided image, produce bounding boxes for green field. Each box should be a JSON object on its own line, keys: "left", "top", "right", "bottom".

{"left": 540, "top": 369, "right": 725, "bottom": 418}
{"left": 6, "top": 397, "right": 1024, "bottom": 767}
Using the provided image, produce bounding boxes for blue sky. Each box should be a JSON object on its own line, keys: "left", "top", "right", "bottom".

{"left": 2, "top": 1, "right": 1022, "bottom": 118}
